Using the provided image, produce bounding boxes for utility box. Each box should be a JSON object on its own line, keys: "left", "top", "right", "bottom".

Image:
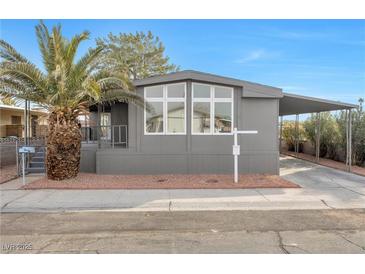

{"left": 232, "top": 145, "right": 240, "bottom": 156}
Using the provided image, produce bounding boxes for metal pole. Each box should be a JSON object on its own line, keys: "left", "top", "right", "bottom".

{"left": 24, "top": 99, "right": 27, "bottom": 144}
{"left": 346, "top": 110, "right": 349, "bottom": 166}
{"left": 27, "top": 100, "right": 29, "bottom": 140}
{"left": 22, "top": 153, "right": 26, "bottom": 186}
{"left": 27, "top": 101, "right": 31, "bottom": 167}
{"left": 27, "top": 100, "right": 30, "bottom": 143}
{"left": 126, "top": 125, "right": 128, "bottom": 147}
{"left": 279, "top": 116, "right": 283, "bottom": 154}
{"left": 97, "top": 104, "right": 101, "bottom": 149}
{"left": 234, "top": 128, "right": 238, "bottom": 183}
{"left": 231, "top": 129, "right": 258, "bottom": 183}
{"left": 28, "top": 101, "right": 31, "bottom": 139}
{"left": 316, "top": 112, "right": 320, "bottom": 163}
{"left": 112, "top": 126, "right": 115, "bottom": 148}
{"left": 295, "top": 114, "right": 299, "bottom": 155}
{"left": 15, "top": 139, "right": 19, "bottom": 176}
{"left": 348, "top": 109, "right": 352, "bottom": 172}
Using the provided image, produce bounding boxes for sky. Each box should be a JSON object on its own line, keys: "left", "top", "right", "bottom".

{"left": 1, "top": 19, "right": 365, "bottom": 106}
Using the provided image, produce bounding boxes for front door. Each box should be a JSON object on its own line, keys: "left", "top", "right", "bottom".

{"left": 100, "top": 113, "right": 111, "bottom": 140}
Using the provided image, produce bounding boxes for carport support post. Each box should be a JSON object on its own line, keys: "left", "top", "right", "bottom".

{"left": 295, "top": 114, "right": 299, "bottom": 155}
{"left": 345, "top": 110, "right": 349, "bottom": 166}
{"left": 348, "top": 109, "right": 352, "bottom": 172}
{"left": 316, "top": 112, "right": 320, "bottom": 163}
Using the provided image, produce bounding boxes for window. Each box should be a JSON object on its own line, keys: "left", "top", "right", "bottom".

{"left": 145, "top": 83, "right": 186, "bottom": 135}
{"left": 192, "top": 83, "right": 233, "bottom": 135}
{"left": 11, "top": 115, "right": 21, "bottom": 125}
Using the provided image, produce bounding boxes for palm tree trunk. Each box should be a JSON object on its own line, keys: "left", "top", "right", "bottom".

{"left": 46, "top": 109, "right": 81, "bottom": 180}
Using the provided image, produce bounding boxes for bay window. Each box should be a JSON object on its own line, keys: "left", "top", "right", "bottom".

{"left": 144, "top": 83, "right": 186, "bottom": 135}
{"left": 192, "top": 83, "right": 233, "bottom": 134}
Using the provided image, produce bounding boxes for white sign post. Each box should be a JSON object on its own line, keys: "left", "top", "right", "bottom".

{"left": 233, "top": 128, "right": 258, "bottom": 183}
{"left": 19, "top": 146, "right": 35, "bottom": 186}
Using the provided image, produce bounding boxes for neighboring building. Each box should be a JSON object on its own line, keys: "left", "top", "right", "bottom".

{"left": 80, "top": 70, "right": 356, "bottom": 175}
{"left": 0, "top": 104, "right": 48, "bottom": 138}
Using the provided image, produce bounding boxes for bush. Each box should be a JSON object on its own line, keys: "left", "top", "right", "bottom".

{"left": 303, "top": 112, "right": 341, "bottom": 159}
{"left": 282, "top": 121, "right": 305, "bottom": 152}
{"left": 301, "top": 98, "right": 365, "bottom": 166}
{"left": 336, "top": 98, "right": 365, "bottom": 166}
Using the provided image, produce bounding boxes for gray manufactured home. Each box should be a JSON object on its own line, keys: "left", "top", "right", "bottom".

{"left": 79, "top": 70, "right": 356, "bottom": 175}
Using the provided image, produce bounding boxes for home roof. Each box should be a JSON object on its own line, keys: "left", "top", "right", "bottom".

{"left": 0, "top": 104, "right": 48, "bottom": 114}
{"left": 133, "top": 70, "right": 283, "bottom": 98}
{"left": 134, "top": 70, "right": 357, "bottom": 115}
{"left": 279, "top": 93, "right": 357, "bottom": 116}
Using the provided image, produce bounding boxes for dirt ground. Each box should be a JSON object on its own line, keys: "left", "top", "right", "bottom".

{"left": 0, "top": 165, "right": 18, "bottom": 184}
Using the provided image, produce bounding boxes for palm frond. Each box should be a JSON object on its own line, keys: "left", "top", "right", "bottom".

{"left": 74, "top": 46, "right": 104, "bottom": 75}
{"left": 65, "top": 31, "right": 90, "bottom": 70}
{"left": 0, "top": 62, "right": 48, "bottom": 97}
{"left": 0, "top": 78, "right": 45, "bottom": 103}
{"left": 66, "top": 46, "right": 104, "bottom": 92}
{"left": 35, "top": 20, "right": 56, "bottom": 74}
{"left": 99, "top": 89, "right": 148, "bottom": 110}
{"left": 1, "top": 20, "right": 145, "bottom": 115}
{"left": 0, "top": 39, "right": 30, "bottom": 63}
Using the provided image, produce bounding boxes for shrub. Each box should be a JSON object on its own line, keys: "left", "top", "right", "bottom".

{"left": 282, "top": 121, "right": 305, "bottom": 152}
{"left": 303, "top": 112, "right": 341, "bottom": 159}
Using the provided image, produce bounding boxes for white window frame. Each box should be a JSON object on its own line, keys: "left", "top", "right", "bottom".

{"left": 144, "top": 82, "right": 187, "bottom": 135}
{"left": 192, "top": 82, "right": 234, "bottom": 135}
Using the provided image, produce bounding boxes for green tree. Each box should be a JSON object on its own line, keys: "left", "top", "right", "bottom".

{"left": 282, "top": 120, "right": 305, "bottom": 152}
{"left": 303, "top": 112, "right": 341, "bottom": 159}
{"left": 96, "top": 31, "right": 179, "bottom": 80}
{"left": 0, "top": 21, "right": 144, "bottom": 180}
{"left": 336, "top": 98, "right": 365, "bottom": 166}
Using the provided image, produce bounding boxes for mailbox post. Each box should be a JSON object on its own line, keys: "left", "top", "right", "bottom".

{"left": 19, "top": 146, "right": 35, "bottom": 186}
{"left": 232, "top": 128, "right": 258, "bottom": 183}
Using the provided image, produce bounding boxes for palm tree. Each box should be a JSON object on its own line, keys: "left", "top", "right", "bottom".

{"left": 0, "top": 94, "right": 19, "bottom": 106}
{"left": 0, "top": 21, "right": 144, "bottom": 180}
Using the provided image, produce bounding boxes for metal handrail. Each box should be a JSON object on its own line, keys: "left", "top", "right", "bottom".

{"left": 81, "top": 125, "right": 128, "bottom": 148}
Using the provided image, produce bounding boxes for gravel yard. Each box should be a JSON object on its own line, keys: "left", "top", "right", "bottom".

{"left": 22, "top": 173, "right": 299, "bottom": 189}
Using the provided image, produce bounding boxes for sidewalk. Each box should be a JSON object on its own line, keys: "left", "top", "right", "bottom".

{"left": 1, "top": 187, "right": 364, "bottom": 213}
{"left": 1, "top": 156, "right": 364, "bottom": 213}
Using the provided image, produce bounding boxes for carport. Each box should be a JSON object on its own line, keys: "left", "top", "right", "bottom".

{"left": 279, "top": 93, "right": 358, "bottom": 172}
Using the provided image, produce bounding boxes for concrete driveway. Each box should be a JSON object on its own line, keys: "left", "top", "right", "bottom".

{"left": 1, "top": 155, "right": 364, "bottom": 212}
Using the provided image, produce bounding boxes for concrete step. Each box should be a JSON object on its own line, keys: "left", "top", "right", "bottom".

{"left": 31, "top": 156, "right": 44, "bottom": 162}
{"left": 30, "top": 162, "right": 44, "bottom": 168}
{"left": 26, "top": 167, "right": 45, "bottom": 173}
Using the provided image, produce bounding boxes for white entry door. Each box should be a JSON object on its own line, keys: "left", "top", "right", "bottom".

{"left": 100, "top": 113, "right": 111, "bottom": 140}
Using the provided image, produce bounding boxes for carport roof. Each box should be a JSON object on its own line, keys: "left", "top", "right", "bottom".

{"left": 279, "top": 93, "right": 357, "bottom": 116}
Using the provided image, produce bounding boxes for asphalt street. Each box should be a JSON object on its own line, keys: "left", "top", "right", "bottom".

{"left": 1, "top": 209, "right": 365, "bottom": 253}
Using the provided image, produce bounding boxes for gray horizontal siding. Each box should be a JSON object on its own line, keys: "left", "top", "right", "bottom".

{"left": 80, "top": 79, "right": 280, "bottom": 175}
{"left": 95, "top": 150, "right": 279, "bottom": 175}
